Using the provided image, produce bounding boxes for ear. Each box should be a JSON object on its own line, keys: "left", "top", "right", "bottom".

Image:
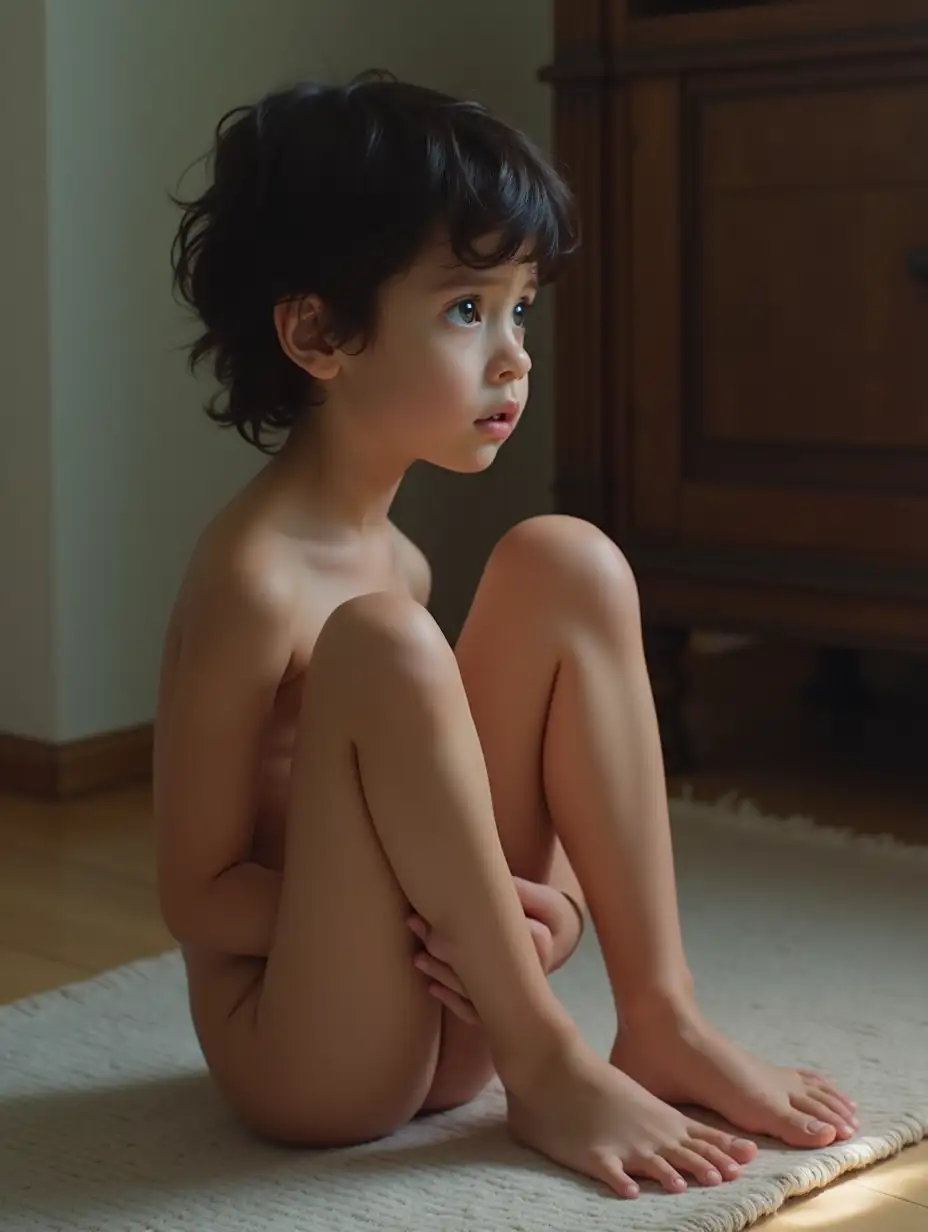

{"left": 274, "top": 295, "right": 342, "bottom": 381}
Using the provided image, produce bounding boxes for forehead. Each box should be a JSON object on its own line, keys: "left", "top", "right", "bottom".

{"left": 403, "top": 232, "right": 539, "bottom": 292}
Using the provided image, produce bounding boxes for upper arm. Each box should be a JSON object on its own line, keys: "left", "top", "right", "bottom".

{"left": 154, "top": 561, "right": 295, "bottom": 934}
{"left": 391, "top": 524, "right": 432, "bottom": 608}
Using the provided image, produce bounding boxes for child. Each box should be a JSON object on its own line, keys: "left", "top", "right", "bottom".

{"left": 155, "top": 71, "right": 856, "bottom": 1200}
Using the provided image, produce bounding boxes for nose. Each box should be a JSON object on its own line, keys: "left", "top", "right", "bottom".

{"left": 488, "top": 335, "right": 532, "bottom": 385}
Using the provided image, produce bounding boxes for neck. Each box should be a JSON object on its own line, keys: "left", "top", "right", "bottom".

{"left": 270, "top": 406, "right": 406, "bottom": 539}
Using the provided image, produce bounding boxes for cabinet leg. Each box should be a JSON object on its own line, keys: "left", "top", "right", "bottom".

{"left": 644, "top": 626, "right": 692, "bottom": 775}
{"left": 803, "top": 646, "right": 870, "bottom": 710}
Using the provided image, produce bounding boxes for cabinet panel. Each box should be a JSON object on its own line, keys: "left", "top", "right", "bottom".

{"left": 670, "top": 60, "right": 928, "bottom": 573}
{"left": 628, "top": 77, "right": 683, "bottom": 534}
{"left": 681, "top": 485, "right": 928, "bottom": 560}
{"left": 700, "top": 79, "right": 928, "bottom": 188}
{"left": 702, "top": 186, "right": 928, "bottom": 448}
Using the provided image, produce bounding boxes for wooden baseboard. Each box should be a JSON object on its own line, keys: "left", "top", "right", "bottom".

{"left": 0, "top": 724, "right": 153, "bottom": 799}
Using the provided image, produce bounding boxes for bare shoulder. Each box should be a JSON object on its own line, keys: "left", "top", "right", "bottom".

{"left": 389, "top": 522, "right": 432, "bottom": 608}
{"left": 171, "top": 508, "right": 298, "bottom": 650}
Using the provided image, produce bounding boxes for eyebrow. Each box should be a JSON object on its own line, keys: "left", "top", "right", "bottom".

{"left": 431, "top": 266, "right": 539, "bottom": 294}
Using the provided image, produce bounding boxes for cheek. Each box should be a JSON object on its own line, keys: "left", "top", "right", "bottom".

{"left": 401, "top": 336, "right": 481, "bottom": 414}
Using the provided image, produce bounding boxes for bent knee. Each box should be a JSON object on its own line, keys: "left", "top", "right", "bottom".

{"left": 491, "top": 515, "right": 639, "bottom": 618}
{"left": 320, "top": 591, "right": 445, "bottom": 658}
{"left": 315, "top": 590, "right": 454, "bottom": 689}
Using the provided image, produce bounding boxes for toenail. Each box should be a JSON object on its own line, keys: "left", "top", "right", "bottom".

{"left": 841, "top": 1124, "right": 854, "bottom": 1136}
{"left": 706, "top": 1169, "right": 722, "bottom": 1184}
{"left": 724, "top": 1163, "right": 739, "bottom": 1175}
{"left": 807, "top": 1120, "right": 828, "bottom": 1133}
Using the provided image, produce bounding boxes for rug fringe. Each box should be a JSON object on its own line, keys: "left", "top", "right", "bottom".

{"left": 668, "top": 1115, "right": 927, "bottom": 1232}
{"left": 673, "top": 790, "right": 928, "bottom": 867}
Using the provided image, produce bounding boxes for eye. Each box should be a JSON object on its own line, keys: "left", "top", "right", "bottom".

{"left": 446, "top": 298, "right": 480, "bottom": 326}
{"left": 513, "top": 299, "right": 533, "bottom": 329}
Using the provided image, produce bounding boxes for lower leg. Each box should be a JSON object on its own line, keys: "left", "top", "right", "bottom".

{"left": 463, "top": 517, "right": 857, "bottom": 1149}
{"left": 322, "top": 593, "right": 577, "bottom": 1086}
{"left": 334, "top": 593, "right": 758, "bottom": 1196}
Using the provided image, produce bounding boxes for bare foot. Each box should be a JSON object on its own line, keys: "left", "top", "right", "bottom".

{"left": 506, "top": 1040, "right": 758, "bottom": 1199}
{"left": 611, "top": 999, "right": 858, "bottom": 1150}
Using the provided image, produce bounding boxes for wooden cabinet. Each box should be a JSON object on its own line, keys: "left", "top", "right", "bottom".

{"left": 543, "top": 0, "right": 928, "bottom": 767}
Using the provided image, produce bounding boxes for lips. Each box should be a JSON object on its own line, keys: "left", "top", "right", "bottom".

{"left": 476, "top": 402, "right": 518, "bottom": 425}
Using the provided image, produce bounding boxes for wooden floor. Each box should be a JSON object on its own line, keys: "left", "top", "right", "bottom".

{"left": 0, "top": 640, "right": 925, "bottom": 1227}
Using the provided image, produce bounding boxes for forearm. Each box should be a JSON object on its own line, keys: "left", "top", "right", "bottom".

{"left": 162, "top": 862, "right": 282, "bottom": 957}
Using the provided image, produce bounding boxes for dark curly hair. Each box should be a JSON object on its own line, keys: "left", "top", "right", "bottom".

{"left": 170, "top": 70, "right": 578, "bottom": 453}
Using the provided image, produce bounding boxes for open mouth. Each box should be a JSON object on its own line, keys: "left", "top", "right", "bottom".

{"left": 476, "top": 404, "right": 518, "bottom": 425}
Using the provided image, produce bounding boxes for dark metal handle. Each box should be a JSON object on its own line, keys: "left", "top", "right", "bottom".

{"left": 906, "top": 245, "right": 928, "bottom": 282}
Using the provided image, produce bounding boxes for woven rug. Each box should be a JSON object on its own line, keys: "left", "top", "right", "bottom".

{"left": 2, "top": 797, "right": 926, "bottom": 1232}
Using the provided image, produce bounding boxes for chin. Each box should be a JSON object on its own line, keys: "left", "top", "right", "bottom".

{"left": 453, "top": 448, "right": 503, "bottom": 475}
{"left": 425, "top": 443, "right": 502, "bottom": 475}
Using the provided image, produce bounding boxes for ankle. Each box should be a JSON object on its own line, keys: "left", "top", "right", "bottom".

{"left": 495, "top": 1006, "right": 588, "bottom": 1095}
{"left": 617, "top": 975, "right": 700, "bottom": 1032}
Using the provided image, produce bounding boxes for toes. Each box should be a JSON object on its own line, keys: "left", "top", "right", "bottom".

{"left": 637, "top": 1154, "right": 688, "bottom": 1193}
{"left": 666, "top": 1146, "right": 724, "bottom": 1187}
{"left": 590, "top": 1151, "right": 640, "bottom": 1200}
{"left": 775, "top": 1110, "right": 839, "bottom": 1148}
{"left": 689, "top": 1124, "right": 758, "bottom": 1164}
{"left": 806, "top": 1085, "right": 859, "bottom": 1129}
{"left": 686, "top": 1138, "right": 743, "bottom": 1180}
{"left": 799, "top": 1069, "right": 858, "bottom": 1112}
{"left": 792, "top": 1095, "right": 855, "bottom": 1139}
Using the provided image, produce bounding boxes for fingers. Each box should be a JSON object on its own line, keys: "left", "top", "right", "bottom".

{"left": 414, "top": 951, "right": 467, "bottom": 997}
{"left": 408, "top": 919, "right": 481, "bottom": 1025}
{"left": 407, "top": 915, "right": 433, "bottom": 947}
{"left": 512, "top": 876, "right": 558, "bottom": 919}
{"left": 527, "top": 919, "right": 555, "bottom": 972}
{"left": 429, "top": 983, "right": 481, "bottom": 1026}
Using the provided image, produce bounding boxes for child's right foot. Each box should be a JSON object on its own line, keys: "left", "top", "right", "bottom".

{"left": 505, "top": 1041, "right": 757, "bottom": 1199}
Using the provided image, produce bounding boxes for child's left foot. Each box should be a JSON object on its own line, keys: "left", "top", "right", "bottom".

{"left": 610, "top": 998, "right": 858, "bottom": 1150}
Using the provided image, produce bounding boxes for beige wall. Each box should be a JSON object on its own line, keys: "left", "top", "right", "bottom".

{"left": 0, "top": 0, "right": 554, "bottom": 743}
{"left": 0, "top": 0, "right": 55, "bottom": 740}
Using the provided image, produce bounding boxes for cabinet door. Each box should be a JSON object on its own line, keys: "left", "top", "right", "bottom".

{"left": 623, "top": 58, "right": 928, "bottom": 598}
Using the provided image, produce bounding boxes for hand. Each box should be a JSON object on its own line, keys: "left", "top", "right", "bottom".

{"left": 407, "top": 876, "right": 584, "bottom": 1026}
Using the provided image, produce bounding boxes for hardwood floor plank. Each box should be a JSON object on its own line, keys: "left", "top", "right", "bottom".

{"left": 0, "top": 945, "right": 88, "bottom": 1005}
{"left": 854, "top": 1143, "right": 928, "bottom": 1209}
{"left": 761, "top": 1176, "right": 928, "bottom": 1229}
{"left": 0, "top": 843, "right": 172, "bottom": 971}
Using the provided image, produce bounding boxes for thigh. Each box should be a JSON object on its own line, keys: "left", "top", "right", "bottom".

{"left": 189, "top": 601, "right": 443, "bottom": 1147}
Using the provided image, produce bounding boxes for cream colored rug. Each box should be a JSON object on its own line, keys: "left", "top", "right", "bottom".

{"left": 2, "top": 797, "right": 927, "bottom": 1232}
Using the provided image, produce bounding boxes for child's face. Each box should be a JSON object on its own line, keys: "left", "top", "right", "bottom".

{"left": 337, "top": 232, "right": 537, "bottom": 474}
